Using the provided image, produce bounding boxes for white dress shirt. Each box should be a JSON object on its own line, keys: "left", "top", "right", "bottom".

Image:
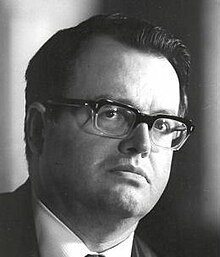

{"left": 32, "top": 197, "right": 134, "bottom": 257}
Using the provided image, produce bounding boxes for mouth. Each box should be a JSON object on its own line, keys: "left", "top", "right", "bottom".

{"left": 109, "top": 164, "right": 151, "bottom": 184}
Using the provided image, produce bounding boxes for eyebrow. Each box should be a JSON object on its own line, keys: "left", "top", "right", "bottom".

{"left": 94, "top": 95, "right": 138, "bottom": 107}
{"left": 151, "top": 109, "right": 178, "bottom": 116}
{"left": 94, "top": 94, "right": 178, "bottom": 116}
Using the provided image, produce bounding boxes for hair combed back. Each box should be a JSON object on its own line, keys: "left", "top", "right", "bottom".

{"left": 25, "top": 13, "right": 191, "bottom": 160}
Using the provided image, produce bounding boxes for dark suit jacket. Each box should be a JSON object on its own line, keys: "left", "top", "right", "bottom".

{"left": 0, "top": 181, "right": 158, "bottom": 257}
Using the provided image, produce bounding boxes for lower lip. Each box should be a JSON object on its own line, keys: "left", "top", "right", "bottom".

{"left": 110, "top": 169, "right": 147, "bottom": 182}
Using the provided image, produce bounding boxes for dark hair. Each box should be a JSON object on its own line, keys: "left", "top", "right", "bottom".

{"left": 25, "top": 13, "right": 191, "bottom": 161}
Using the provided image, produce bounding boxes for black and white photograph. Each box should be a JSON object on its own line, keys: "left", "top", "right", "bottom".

{"left": 0, "top": 1, "right": 219, "bottom": 257}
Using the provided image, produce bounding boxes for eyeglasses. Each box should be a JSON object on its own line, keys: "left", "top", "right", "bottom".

{"left": 46, "top": 98, "right": 195, "bottom": 151}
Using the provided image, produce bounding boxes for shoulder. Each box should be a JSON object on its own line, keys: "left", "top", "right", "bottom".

{"left": 0, "top": 180, "right": 38, "bottom": 257}
{"left": 0, "top": 180, "right": 32, "bottom": 221}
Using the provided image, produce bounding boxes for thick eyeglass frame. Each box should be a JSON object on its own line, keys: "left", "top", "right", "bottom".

{"left": 45, "top": 98, "right": 195, "bottom": 150}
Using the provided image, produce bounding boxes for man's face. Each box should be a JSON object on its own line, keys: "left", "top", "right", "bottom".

{"left": 36, "top": 36, "right": 180, "bottom": 222}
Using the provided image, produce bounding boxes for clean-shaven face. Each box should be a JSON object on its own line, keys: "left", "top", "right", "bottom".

{"left": 37, "top": 36, "right": 180, "bottom": 222}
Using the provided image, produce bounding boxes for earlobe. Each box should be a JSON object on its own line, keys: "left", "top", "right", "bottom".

{"left": 26, "top": 102, "right": 46, "bottom": 156}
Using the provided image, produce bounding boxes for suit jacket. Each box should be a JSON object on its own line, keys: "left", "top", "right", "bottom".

{"left": 0, "top": 180, "right": 157, "bottom": 257}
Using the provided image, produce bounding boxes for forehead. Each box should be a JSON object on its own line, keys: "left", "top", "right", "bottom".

{"left": 65, "top": 36, "right": 180, "bottom": 114}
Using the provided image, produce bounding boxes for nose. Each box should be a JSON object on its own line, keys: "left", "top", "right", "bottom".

{"left": 118, "top": 123, "right": 151, "bottom": 158}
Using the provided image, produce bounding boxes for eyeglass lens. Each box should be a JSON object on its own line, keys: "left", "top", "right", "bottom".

{"left": 94, "top": 104, "right": 188, "bottom": 149}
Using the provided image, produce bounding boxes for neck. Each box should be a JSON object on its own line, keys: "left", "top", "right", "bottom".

{"left": 56, "top": 203, "right": 138, "bottom": 252}
{"left": 37, "top": 192, "right": 139, "bottom": 252}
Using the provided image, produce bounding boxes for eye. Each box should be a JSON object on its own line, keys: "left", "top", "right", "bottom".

{"left": 96, "top": 104, "right": 136, "bottom": 136}
{"left": 98, "top": 106, "right": 126, "bottom": 122}
{"left": 102, "top": 108, "right": 124, "bottom": 120}
{"left": 154, "top": 119, "right": 172, "bottom": 134}
{"left": 104, "top": 109, "right": 119, "bottom": 119}
{"left": 97, "top": 105, "right": 134, "bottom": 132}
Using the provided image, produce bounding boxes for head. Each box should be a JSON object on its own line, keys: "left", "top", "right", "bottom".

{"left": 25, "top": 14, "right": 192, "bottom": 225}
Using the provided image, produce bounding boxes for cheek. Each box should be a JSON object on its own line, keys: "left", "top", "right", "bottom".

{"left": 150, "top": 151, "right": 173, "bottom": 187}
{"left": 45, "top": 125, "right": 117, "bottom": 179}
{"left": 46, "top": 135, "right": 122, "bottom": 207}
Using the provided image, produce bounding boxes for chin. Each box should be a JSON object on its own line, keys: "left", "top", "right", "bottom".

{"left": 98, "top": 187, "right": 152, "bottom": 219}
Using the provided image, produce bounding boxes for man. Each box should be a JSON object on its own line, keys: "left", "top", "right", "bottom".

{"left": 0, "top": 14, "right": 194, "bottom": 257}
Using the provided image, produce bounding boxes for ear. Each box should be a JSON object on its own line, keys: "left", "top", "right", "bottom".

{"left": 26, "top": 102, "right": 47, "bottom": 156}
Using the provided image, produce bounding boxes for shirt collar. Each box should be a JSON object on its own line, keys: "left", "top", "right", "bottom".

{"left": 32, "top": 196, "right": 134, "bottom": 257}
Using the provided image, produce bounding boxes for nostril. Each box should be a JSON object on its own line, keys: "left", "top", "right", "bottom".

{"left": 141, "top": 151, "right": 149, "bottom": 158}
{"left": 126, "top": 147, "right": 138, "bottom": 155}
